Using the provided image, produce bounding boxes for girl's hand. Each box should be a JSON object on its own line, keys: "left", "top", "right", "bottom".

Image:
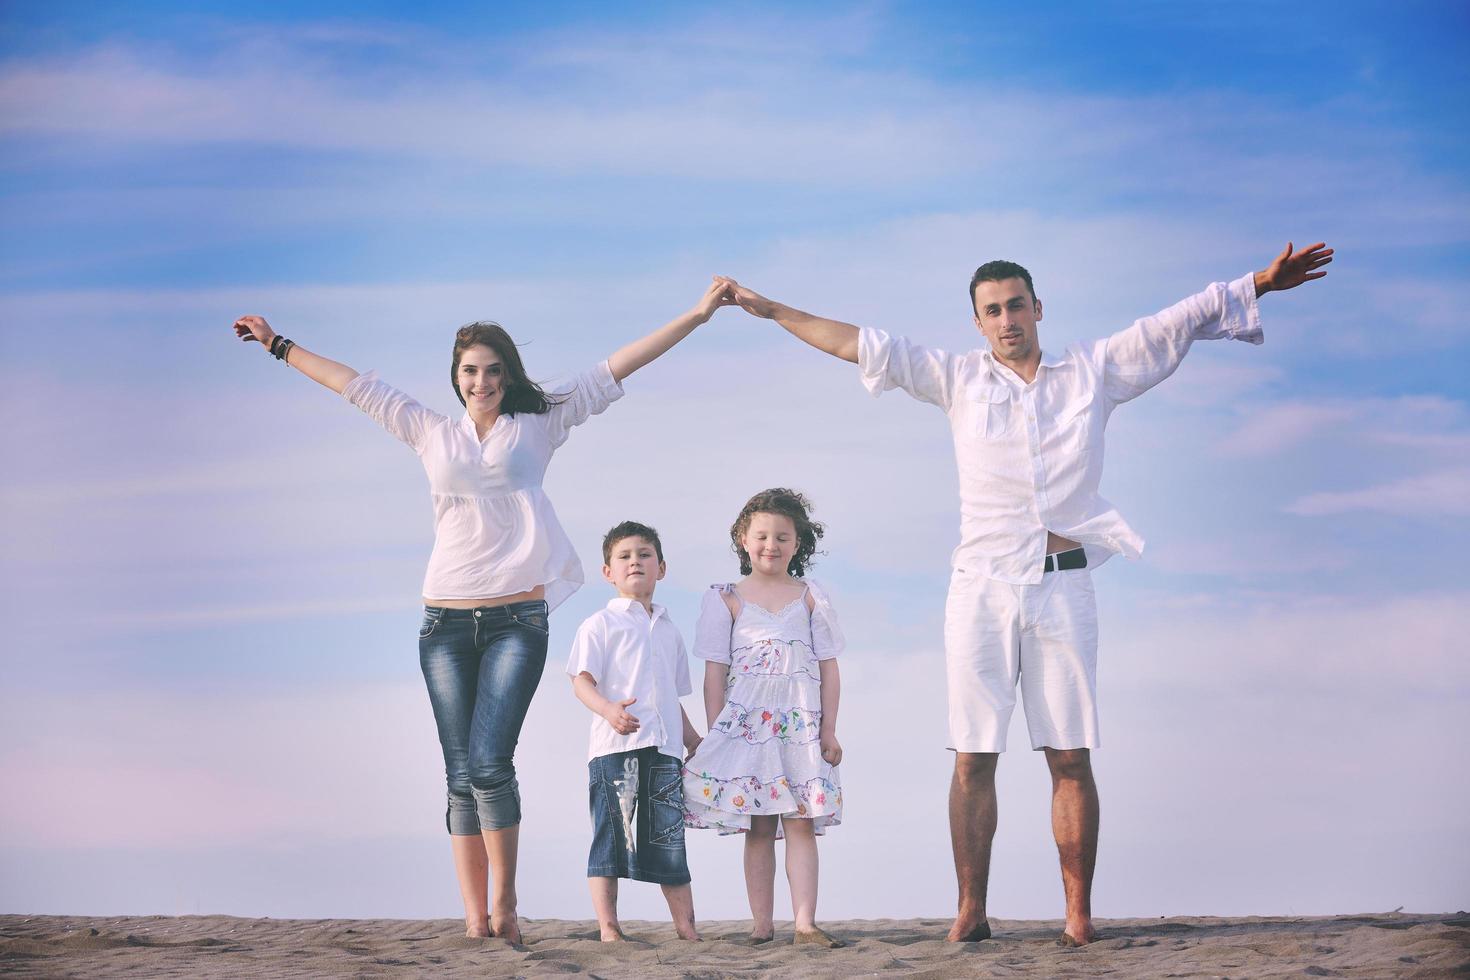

{"left": 233, "top": 315, "right": 277, "bottom": 347}
{"left": 601, "top": 697, "right": 641, "bottom": 735}
{"left": 819, "top": 731, "right": 843, "bottom": 766}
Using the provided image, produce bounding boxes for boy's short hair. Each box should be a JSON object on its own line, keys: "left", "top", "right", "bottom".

{"left": 601, "top": 520, "right": 665, "bottom": 564}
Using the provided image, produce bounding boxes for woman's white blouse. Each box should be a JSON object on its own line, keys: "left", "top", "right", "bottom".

{"left": 341, "top": 361, "right": 624, "bottom": 608}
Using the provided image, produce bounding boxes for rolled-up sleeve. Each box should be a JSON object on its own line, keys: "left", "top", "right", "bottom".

{"left": 806, "top": 579, "right": 846, "bottom": 660}
{"left": 565, "top": 618, "right": 606, "bottom": 682}
{"left": 1101, "top": 273, "right": 1262, "bottom": 406}
{"left": 693, "top": 587, "right": 734, "bottom": 664}
{"left": 857, "top": 327, "right": 956, "bottom": 411}
{"left": 341, "top": 371, "right": 438, "bottom": 453}
{"left": 545, "top": 360, "right": 626, "bottom": 448}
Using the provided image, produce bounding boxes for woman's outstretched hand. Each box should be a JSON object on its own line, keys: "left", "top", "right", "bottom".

{"left": 233, "top": 315, "right": 277, "bottom": 346}
{"left": 692, "top": 276, "right": 739, "bottom": 321}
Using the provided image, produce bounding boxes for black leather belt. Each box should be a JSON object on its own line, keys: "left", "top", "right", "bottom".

{"left": 1043, "top": 548, "right": 1087, "bottom": 573}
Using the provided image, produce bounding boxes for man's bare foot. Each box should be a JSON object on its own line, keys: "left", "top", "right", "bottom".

{"left": 674, "top": 928, "right": 703, "bottom": 942}
{"left": 490, "top": 912, "right": 522, "bottom": 945}
{"left": 946, "top": 917, "right": 992, "bottom": 942}
{"left": 748, "top": 932, "right": 774, "bottom": 945}
{"left": 1057, "top": 926, "right": 1097, "bottom": 947}
{"left": 464, "top": 919, "right": 490, "bottom": 939}
{"left": 794, "top": 926, "right": 845, "bottom": 948}
{"left": 599, "top": 926, "right": 626, "bottom": 942}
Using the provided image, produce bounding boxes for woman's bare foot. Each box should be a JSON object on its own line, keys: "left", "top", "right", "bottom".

{"left": 794, "top": 926, "right": 845, "bottom": 948}
{"left": 490, "top": 911, "right": 522, "bottom": 945}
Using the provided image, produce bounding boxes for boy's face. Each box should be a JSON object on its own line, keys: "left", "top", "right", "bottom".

{"left": 602, "top": 535, "right": 665, "bottom": 600}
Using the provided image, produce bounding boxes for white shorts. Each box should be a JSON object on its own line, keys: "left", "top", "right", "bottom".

{"left": 943, "top": 565, "right": 1100, "bottom": 753}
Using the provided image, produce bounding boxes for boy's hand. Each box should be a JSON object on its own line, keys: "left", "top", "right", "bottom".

{"left": 819, "top": 731, "right": 843, "bottom": 766}
{"left": 601, "top": 697, "right": 640, "bottom": 735}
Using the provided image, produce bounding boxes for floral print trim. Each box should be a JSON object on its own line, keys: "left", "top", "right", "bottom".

{"left": 727, "top": 637, "right": 820, "bottom": 682}
{"left": 710, "top": 703, "right": 821, "bottom": 746}
{"left": 683, "top": 771, "right": 842, "bottom": 832}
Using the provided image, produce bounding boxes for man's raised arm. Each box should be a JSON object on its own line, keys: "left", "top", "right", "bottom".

{"left": 1252, "top": 241, "right": 1333, "bottom": 297}
{"left": 720, "top": 277, "right": 859, "bottom": 363}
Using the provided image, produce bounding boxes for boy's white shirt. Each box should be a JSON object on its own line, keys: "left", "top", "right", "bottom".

{"left": 566, "top": 597, "right": 693, "bottom": 762}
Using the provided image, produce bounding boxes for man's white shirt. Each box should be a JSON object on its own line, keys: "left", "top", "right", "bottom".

{"left": 566, "top": 598, "right": 693, "bottom": 761}
{"left": 857, "top": 273, "right": 1262, "bottom": 584}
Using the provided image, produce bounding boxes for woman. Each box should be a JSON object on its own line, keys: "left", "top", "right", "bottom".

{"left": 232, "top": 278, "right": 733, "bottom": 940}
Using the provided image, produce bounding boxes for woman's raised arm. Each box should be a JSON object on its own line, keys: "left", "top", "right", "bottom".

{"left": 605, "top": 277, "right": 735, "bottom": 383}
{"left": 233, "top": 315, "right": 359, "bottom": 394}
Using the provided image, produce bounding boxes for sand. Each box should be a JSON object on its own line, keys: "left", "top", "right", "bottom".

{"left": 2, "top": 911, "right": 1466, "bottom": 978}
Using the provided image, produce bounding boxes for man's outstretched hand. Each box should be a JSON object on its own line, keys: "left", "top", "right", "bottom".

{"left": 1254, "top": 242, "right": 1333, "bottom": 297}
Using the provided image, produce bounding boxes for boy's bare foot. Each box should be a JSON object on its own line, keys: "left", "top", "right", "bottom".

{"left": 794, "top": 926, "right": 845, "bottom": 948}
{"left": 946, "top": 917, "right": 992, "bottom": 942}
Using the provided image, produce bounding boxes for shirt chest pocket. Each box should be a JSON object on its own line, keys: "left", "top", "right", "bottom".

{"left": 1052, "top": 393, "right": 1096, "bottom": 455}
{"left": 965, "top": 384, "right": 1012, "bottom": 440}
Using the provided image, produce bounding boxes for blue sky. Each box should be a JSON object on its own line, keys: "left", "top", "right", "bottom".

{"left": 2, "top": 1, "right": 1467, "bottom": 922}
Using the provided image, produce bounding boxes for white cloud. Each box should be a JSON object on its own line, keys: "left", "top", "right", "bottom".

{"left": 1287, "top": 467, "right": 1470, "bottom": 518}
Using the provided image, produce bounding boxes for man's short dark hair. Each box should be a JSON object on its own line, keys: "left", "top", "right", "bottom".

{"left": 969, "top": 260, "right": 1038, "bottom": 314}
{"left": 601, "top": 521, "right": 664, "bottom": 564}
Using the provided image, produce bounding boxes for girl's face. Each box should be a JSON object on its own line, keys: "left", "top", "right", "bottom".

{"left": 457, "top": 344, "right": 505, "bottom": 415}
{"left": 742, "top": 511, "right": 798, "bottom": 577}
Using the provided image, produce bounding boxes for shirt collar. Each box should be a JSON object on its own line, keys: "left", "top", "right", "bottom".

{"left": 981, "top": 347, "right": 1068, "bottom": 380}
{"left": 606, "top": 596, "right": 666, "bottom": 620}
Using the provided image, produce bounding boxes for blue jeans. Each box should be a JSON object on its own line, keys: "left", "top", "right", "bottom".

{"left": 419, "top": 600, "right": 549, "bottom": 835}
{"left": 587, "top": 747, "right": 690, "bottom": 884}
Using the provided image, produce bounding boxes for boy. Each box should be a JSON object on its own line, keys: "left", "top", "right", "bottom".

{"left": 567, "top": 520, "right": 703, "bottom": 942}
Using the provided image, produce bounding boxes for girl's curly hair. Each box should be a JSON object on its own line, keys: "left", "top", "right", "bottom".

{"left": 729, "top": 487, "right": 825, "bottom": 578}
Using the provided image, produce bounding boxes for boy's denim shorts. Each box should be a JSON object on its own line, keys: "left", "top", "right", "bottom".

{"left": 587, "top": 746, "right": 690, "bottom": 884}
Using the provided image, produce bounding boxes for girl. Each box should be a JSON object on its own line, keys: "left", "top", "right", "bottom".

{"left": 683, "top": 488, "right": 845, "bottom": 947}
{"left": 230, "top": 278, "right": 733, "bottom": 942}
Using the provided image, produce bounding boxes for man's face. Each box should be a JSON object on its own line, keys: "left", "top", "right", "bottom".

{"left": 602, "top": 535, "right": 665, "bottom": 600}
{"left": 972, "top": 277, "right": 1043, "bottom": 364}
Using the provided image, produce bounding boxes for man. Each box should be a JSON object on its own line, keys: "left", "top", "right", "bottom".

{"left": 718, "top": 242, "right": 1332, "bottom": 945}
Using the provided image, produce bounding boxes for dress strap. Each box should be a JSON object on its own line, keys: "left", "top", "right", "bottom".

{"left": 711, "top": 582, "right": 743, "bottom": 615}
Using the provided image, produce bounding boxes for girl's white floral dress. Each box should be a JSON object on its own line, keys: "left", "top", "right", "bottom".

{"left": 682, "top": 579, "right": 844, "bottom": 836}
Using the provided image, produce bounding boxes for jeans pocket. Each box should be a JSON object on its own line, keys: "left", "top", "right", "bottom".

{"left": 649, "top": 762, "right": 685, "bottom": 846}
{"left": 419, "top": 606, "right": 446, "bottom": 639}
{"left": 511, "top": 610, "right": 549, "bottom": 635}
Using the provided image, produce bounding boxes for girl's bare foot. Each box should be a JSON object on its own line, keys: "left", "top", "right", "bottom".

{"left": 794, "top": 926, "right": 845, "bottom": 948}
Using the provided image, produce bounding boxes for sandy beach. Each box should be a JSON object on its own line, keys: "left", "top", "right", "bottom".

{"left": 2, "top": 911, "right": 1465, "bottom": 978}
